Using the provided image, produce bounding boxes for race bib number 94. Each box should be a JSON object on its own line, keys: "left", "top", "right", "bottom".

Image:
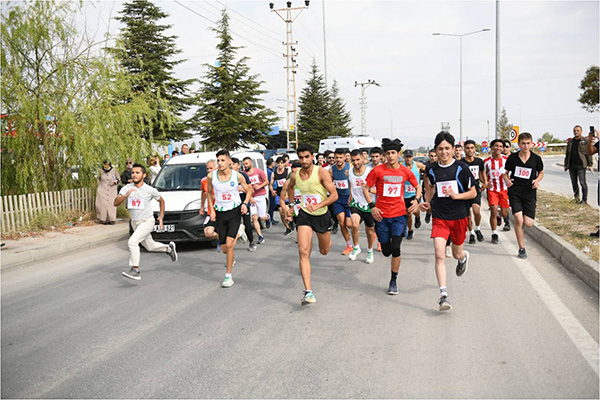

{"left": 436, "top": 180, "right": 459, "bottom": 198}
{"left": 127, "top": 197, "right": 145, "bottom": 210}
{"left": 383, "top": 183, "right": 402, "bottom": 197}
{"left": 514, "top": 166, "right": 532, "bottom": 179}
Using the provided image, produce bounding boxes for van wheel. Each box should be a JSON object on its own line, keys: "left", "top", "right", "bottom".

{"left": 210, "top": 239, "right": 219, "bottom": 248}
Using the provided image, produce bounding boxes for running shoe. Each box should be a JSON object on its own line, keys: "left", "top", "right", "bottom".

{"left": 456, "top": 250, "right": 469, "bottom": 277}
{"left": 491, "top": 234, "right": 499, "bottom": 244}
{"left": 376, "top": 242, "right": 381, "bottom": 252}
{"left": 468, "top": 234, "right": 476, "bottom": 245}
{"left": 238, "top": 225, "right": 247, "bottom": 243}
{"left": 438, "top": 295, "right": 452, "bottom": 311}
{"left": 284, "top": 227, "right": 293, "bottom": 236}
{"left": 248, "top": 243, "right": 257, "bottom": 252}
{"left": 445, "top": 245, "right": 452, "bottom": 258}
{"left": 415, "top": 216, "right": 422, "bottom": 229}
{"left": 257, "top": 235, "right": 265, "bottom": 245}
{"left": 387, "top": 280, "right": 398, "bottom": 295}
{"left": 475, "top": 230, "right": 484, "bottom": 242}
{"left": 331, "top": 225, "right": 338, "bottom": 234}
{"left": 168, "top": 242, "right": 178, "bottom": 262}
{"left": 366, "top": 250, "right": 374, "bottom": 264}
{"left": 271, "top": 219, "right": 279, "bottom": 225}
{"left": 518, "top": 248, "right": 527, "bottom": 259}
{"left": 122, "top": 267, "right": 141, "bottom": 281}
{"left": 301, "top": 290, "right": 316, "bottom": 305}
{"left": 341, "top": 245, "right": 353, "bottom": 255}
{"left": 222, "top": 276, "right": 234, "bottom": 288}
{"left": 406, "top": 230, "right": 414, "bottom": 240}
{"left": 225, "top": 260, "right": 236, "bottom": 269}
{"left": 425, "top": 212, "right": 431, "bottom": 224}
{"left": 503, "top": 221, "right": 511, "bottom": 232}
{"left": 265, "top": 219, "right": 271, "bottom": 229}
{"left": 348, "top": 247, "right": 362, "bottom": 261}
{"left": 216, "top": 243, "right": 222, "bottom": 252}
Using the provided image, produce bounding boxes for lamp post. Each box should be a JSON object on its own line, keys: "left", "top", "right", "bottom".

{"left": 433, "top": 28, "right": 491, "bottom": 145}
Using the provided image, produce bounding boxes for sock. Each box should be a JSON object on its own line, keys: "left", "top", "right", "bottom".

{"left": 476, "top": 225, "right": 481, "bottom": 231}
{"left": 368, "top": 247, "right": 373, "bottom": 252}
{"left": 439, "top": 286, "right": 448, "bottom": 297}
{"left": 225, "top": 273, "right": 232, "bottom": 278}
{"left": 346, "top": 240, "right": 352, "bottom": 246}
{"left": 470, "top": 230, "right": 475, "bottom": 235}
{"left": 492, "top": 230, "right": 498, "bottom": 235}
{"left": 504, "top": 217, "right": 509, "bottom": 223}
{"left": 354, "top": 244, "right": 360, "bottom": 250}
{"left": 391, "top": 271, "right": 398, "bottom": 282}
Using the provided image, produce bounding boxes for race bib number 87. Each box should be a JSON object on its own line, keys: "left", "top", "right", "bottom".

{"left": 436, "top": 180, "right": 459, "bottom": 198}
{"left": 127, "top": 197, "right": 145, "bottom": 210}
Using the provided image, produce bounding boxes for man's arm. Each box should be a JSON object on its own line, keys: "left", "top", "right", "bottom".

{"left": 532, "top": 170, "right": 544, "bottom": 189}
{"left": 114, "top": 187, "right": 135, "bottom": 207}
{"left": 157, "top": 196, "right": 165, "bottom": 229}
{"left": 318, "top": 167, "right": 339, "bottom": 209}
{"left": 586, "top": 129, "right": 598, "bottom": 156}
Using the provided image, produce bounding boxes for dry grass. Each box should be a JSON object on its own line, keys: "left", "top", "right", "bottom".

{"left": 536, "top": 190, "right": 599, "bottom": 262}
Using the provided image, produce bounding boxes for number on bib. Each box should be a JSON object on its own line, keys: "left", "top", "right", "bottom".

{"left": 514, "top": 166, "right": 532, "bottom": 179}
{"left": 436, "top": 180, "right": 459, "bottom": 198}
{"left": 302, "top": 194, "right": 322, "bottom": 207}
{"left": 127, "top": 197, "right": 145, "bottom": 210}
{"left": 334, "top": 180, "right": 348, "bottom": 189}
{"left": 383, "top": 183, "right": 402, "bottom": 197}
{"left": 221, "top": 192, "right": 233, "bottom": 202}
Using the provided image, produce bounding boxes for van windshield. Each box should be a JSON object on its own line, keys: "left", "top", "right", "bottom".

{"left": 154, "top": 164, "right": 207, "bottom": 191}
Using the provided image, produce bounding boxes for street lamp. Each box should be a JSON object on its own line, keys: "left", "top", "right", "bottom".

{"left": 433, "top": 28, "right": 491, "bottom": 145}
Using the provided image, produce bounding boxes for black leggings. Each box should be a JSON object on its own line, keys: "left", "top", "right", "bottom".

{"left": 216, "top": 206, "right": 242, "bottom": 245}
{"left": 242, "top": 208, "right": 254, "bottom": 243}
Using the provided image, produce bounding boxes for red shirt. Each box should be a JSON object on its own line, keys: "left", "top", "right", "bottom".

{"left": 247, "top": 168, "right": 268, "bottom": 197}
{"left": 366, "top": 163, "right": 418, "bottom": 218}
{"left": 484, "top": 155, "right": 508, "bottom": 192}
{"left": 201, "top": 177, "right": 214, "bottom": 214}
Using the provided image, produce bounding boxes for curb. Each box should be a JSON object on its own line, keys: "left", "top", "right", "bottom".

{"left": 1, "top": 225, "right": 129, "bottom": 272}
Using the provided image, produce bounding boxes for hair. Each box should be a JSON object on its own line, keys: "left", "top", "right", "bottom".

{"left": 276, "top": 156, "right": 285, "bottom": 164}
{"left": 382, "top": 138, "right": 403, "bottom": 153}
{"left": 242, "top": 156, "right": 253, "bottom": 164}
{"left": 231, "top": 157, "right": 240, "bottom": 165}
{"left": 344, "top": 148, "right": 351, "bottom": 154}
{"left": 216, "top": 149, "right": 231, "bottom": 159}
{"left": 518, "top": 132, "right": 533, "bottom": 142}
{"left": 434, "top": 132, "right": 455, "bottom": 149}
{"left": 428, "top": 149, "right": 436, "bottom": 154}
{"left": 503, "top": 139, "right": 511, "bottom": 146}
{"left": 574, "top": 125, "right": 582, "bottom": 130}
{"left": 181, "top": 143, "right": 189, "bottom": 148}
{"left": 464, "top": 139, "right": 476, "bottom": 147}
{"left": 350, "top": 149, "right": 362, "bottom": 157}
{"left": 149, "top": 157, "right": 157, "bottom": 166}
{"left": 316, "top": 153, "right": 324, "bottom": 159}
{"left": 297, "top": 143, "right": 313, "bottom": 154}
{"left": 266, "top": 157, "right": 274, "bottom": 167}
{"left": 283, "top": 154, "right": 290, "bottom": 160}
{"left": 334, "top": 148, "right": 346, "bottom": 155}
{"left": 490, "top": 139, "right": 503, "bottom": 148}
{"left": 454, "top": 143, "right": 463, "bottom": 148}
{"left": 206, "top": 158, "right": 216, "bottom": 167}
{"left": 291, "top": 160, "right": 302, "bottom": 168}
{"left": 324, "top": 150, "right": 333, "bottom": 157}
{"left": 171, "top": 150, "right": 179, "bottom": 156}
{"left": 131, "top": 163, "right": 146, "bottom": 174}
{"left": 370, "top": 147, "right": 382, "bottom": 155}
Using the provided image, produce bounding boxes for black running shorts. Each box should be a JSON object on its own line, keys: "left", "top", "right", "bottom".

{"left": 216, "top": 205, "right": 242, "bottom": 244}
{"left": 468, "top": 190, "right": 482, "bottom": 207}
{"left": 509, "top": 191, "right": 537, "bottom": 220}
{"left": 296, "top": 209, "right": 333, "bottom": 234}
{"left": 350, "top": 206, "right": 375, "bottom": 228}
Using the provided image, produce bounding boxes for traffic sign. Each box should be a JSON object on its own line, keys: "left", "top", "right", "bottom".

{"left": 510, "top": 126, "right": 520, "bottom": 143}
{"left": 481, "top": 140, "right": 488, "bottom": 148}
{"left": 481, "top": 147, "right": 488, "bottom": 153}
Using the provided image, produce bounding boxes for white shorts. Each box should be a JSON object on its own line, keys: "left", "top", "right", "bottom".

{"left": 250, "top": 194, "right": 268, "bottom": 218}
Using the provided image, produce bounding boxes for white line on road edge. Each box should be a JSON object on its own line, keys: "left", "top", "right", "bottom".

{"left": 500, "top": 239, "right": 599, "bottom": 376}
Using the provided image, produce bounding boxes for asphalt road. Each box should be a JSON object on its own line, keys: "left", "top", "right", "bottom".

{"left": 540, "top": 155, "right": 598, "bottom": 207}
{"left": 2, "top": 210, "right": 599, "bottom": 398}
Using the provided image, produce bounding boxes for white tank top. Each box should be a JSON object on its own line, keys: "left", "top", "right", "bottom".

{"left": 349, "top": 165, "right": 371, "bottom": 210}
{"left": 212, "top": 170, "right": 242, "bottom": 212}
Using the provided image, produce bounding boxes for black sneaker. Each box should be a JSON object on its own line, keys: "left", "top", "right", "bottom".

{"left": 475, "top": 229, "right": 484, "bottom": 242}
{"left": 518, "top": 248, "right": 527, "bottom": 259}
{"left": 425, "top": 212, "right": 431, "bottom": 224}
{"left": 438, "top": 295, "right": 452, "bottom": 311}
{"left": 271, "top": 219, "right": 279, "bottom": 225}
{"left": 265, "top": 219, "right": 271, "bottom": 229}
{"left": 331, "top": 225, "right": 338, "bottom": 234}
{"left": 491, "top": 234, "right": 499, "bottom": 244}
{"left": 503, "top": 222, "right": 511, "bottom": 232}
{"left": 122, "top": 267, "right": 141, "bottom": 281}
{"left": 468, "top": 234, "right": 476, "bottom": 244}
{"left": 248, "top": 243, "right": 257, "bottom": 252}
{"left": 406, "top": 230, "right": 414, "bottom": 240}
{"left": 284, "top": 227, "right": 293, "bottom": 236}
{"left": 456, "top": 251, "right": 469, "bottom": 277}
{"left": 415, "top": 216, "right": 421, "bottom": 229}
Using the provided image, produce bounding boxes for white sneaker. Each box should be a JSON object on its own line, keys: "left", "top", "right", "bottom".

{"left": 222, "top": 276, "right": 234, "bottom": 288}
{"left": 445, "top": 245, "right": 452, "bottom": 258}
{"left": 348, "top": 247, "right": 361, "bottom": 261}
{"left": 365, "top": 250, "right": 374, "bottom": 264}
{"left": 238, "top": 224, "right": 247, "bottom": 243}
{"left": 168, "top": 242, "right": 177, "bottom": 262}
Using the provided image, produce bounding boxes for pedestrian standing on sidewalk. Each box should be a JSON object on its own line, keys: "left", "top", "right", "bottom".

{"left": 114, "top": 164, "right": 177, "bottom": 281}
{"left": 564, "top": 125, "right": 594, "bottom": 204}
{"left": 420, "top": 132, "right": 476, "bottom": 311}
{"left": 503, "top": 132, "right": 544, "bottom": 259}
{"left": 96, "top": 160, "right": 120, "bottom": 225}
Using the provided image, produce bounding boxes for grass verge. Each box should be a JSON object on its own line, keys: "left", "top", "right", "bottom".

{"left": 536, "top": 190, "right": 599, "bottom": 262}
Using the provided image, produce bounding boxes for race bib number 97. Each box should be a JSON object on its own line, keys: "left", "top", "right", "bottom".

{"left": 383, "top": 183, "right": 402, "bottom": 197}
{"left": 127, "top": 197, "right": 145, "bottom": 210}
{"left": 514, "top": 166, "right": 532, "bottom": 179}
{"left": 436, "top": 180, "right": 459, "bottom": 198}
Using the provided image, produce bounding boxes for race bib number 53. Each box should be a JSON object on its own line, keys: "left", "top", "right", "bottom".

{"left": 436, "top": 180, "right": 459, "bottom": 198}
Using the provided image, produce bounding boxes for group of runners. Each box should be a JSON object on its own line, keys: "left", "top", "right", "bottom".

{"left": 117, "top": 131, "right": 543, "bottom": 312}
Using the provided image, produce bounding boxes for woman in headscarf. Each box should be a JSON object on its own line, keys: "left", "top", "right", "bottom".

{"left": 96, "top": 160, "right": 121, "bottom": 224}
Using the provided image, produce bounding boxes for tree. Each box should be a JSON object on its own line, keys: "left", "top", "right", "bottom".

{"left": 1, "top": 0, "right": 153, "bottom": 195}
{"left": 538, "top": 132, "right": 563, "bottom": 144}
{"left": 110, "top": 0, "right": 194, "bottom": 141}
{"left": 496, "top": 107, "right": 513, "bottom": 140}
{"left": 328, "top": 80, "right": 352, "bottom": 138}
{"left": 297, "top": 60, "right": 331, "bottom": 149}
{"left": 578, "top": 65, "right": 599, "bottom": 113}
{"left": 189, "top": 10, "right": 277, "bottom": 151}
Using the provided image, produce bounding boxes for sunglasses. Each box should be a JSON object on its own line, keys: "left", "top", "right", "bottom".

{"left": 127, "top": 162, "right": 133, "bottom": 165}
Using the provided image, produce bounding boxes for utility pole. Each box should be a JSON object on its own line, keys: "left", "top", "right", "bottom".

{"left": 322, "top": 0, "right": 327, "bottom": 87}
{"left": 495, "top": 0, "right": 501, "bottom": 139}
{"left": 354, "top": 80, "right": 380, "bottom": 136}
{"left": 270, "top": 1, "right": 310, "bottom": 150}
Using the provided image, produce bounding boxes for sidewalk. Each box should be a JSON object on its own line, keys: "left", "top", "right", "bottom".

{"left": 1, "top": 221, "right": 129, "bottom": 272}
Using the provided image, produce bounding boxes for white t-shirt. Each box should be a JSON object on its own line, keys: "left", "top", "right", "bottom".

{"left": 119, "top": 183, "right": 161, "bottom": 221}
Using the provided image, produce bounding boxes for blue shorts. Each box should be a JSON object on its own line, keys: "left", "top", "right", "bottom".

{"left": 333, "top": 194, "right": 351, "bottom": 218}
{"left": 375, "top": 215, "right": 407, "bottom": 243}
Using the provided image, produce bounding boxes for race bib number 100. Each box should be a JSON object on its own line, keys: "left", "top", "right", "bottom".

{"left": 514, "top": 166, "right": 532, "bottom": 179}
{"left": 383, "top": 183, "right": 402, "bottom": 197}
{"left": 436, "top": 180, "right": 459, "bottom": 198}
{"left": 127, "top": 197, "right": 145, "bottom": 210}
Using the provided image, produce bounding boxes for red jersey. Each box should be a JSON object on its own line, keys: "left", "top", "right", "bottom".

{"left": 484, "top": 155, "right": 508, "bottom": 192}
{"left": 366, "top": 163, "right": 418, "bottom": 218}
{"left": 201, "top": 177, "right": 214, "bottom": 214}
{"left": 247, "top": 168, "right": 268, "bottom": 197}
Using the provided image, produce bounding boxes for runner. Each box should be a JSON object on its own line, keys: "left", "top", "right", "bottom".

{"left": 364, "top": 138, "right": 420, "bottom": 295}
{"left": 501, "top": 139, "right": 513, "bottom": 230}
{"left": 200, "top": 159, "right": 220, "bottom": 249}
{"left": 207, "top": 150, "right": 253, "bottom": 287}
{"left": 323, "top": 151, "right": 338, "bottom": 234}
{"left": 330, "top": 148, "right": 354, "bottom": 255}
{"left": 348, "top": 149, "right": 375, "bottom": 263}
{"left": 243, "top": 157, "right": 269, "bottom": 244}
{"left": 454, "top": 143, "right": 463, "bottom": 160}
{"left": 115, "top": 163, "right": 177, "bottom": 280}
{"left": 402, "top": 149, "right": 425, "bottom": 240}
{"left": 423, "top": 149, "right": 437, "bottom": 224}
{"left": 462, "top": 140, "right": 487, "bottom": 244}
{"left": 231, "top": 158, "right": 254, "bottom": 251}
{"left": 279, "top": 160, "right": 303, "bottom": 237}
{"left": 368, "top": 147, "right": 383, "bottom": 168}
{"left": 503, "top": 132, "right": 544, "bottom": 258}
{"left": 484, "top": 139, "right": 511, "bottom": 244}
{"left": 285, "top": 144, "right": 338, "bottom": 305}
{"left": 420, "top": 132, "right": 476, "bottom": 311}
{"left": 270, "top": 156, "right": 292, "bottom": 234}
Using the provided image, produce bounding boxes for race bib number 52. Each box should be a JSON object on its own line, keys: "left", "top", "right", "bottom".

{"left": 436, "top": 180, "right": 459, "bottom": 198}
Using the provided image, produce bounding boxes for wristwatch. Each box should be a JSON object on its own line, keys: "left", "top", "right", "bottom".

{"left": 369, "top": 201, "right": 376, "bottom": 209}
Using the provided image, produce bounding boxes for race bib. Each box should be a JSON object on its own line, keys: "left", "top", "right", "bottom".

{"left": 491, "top": 170, "right": 503, "bottom": 179}
{"left": 514, "top": 166, "right": 532, "bottom": 179}
{"left": 353, "top": 178, "right": 365, "bottom": 188}
{"left": 276, "top": 178, "right": 286, "bottom": 187}
{"left": 294, "top": 188, "right": 302, "bottom": 200}
{"left": 221, "top": 192, "right": 234, "bottom": 202}
{"left": 405, "top": 183, "right": 416, "bottom": 194}
{"left": 293, "top": 203, "right": 302, "bottom": 215}
{"left": 436, "top": 180, "right": 459, "bottom": 198}
{"left": 383, "top": 183, "right": 402, "bottom": 197}
{"left": 302, "top": 194, "right": 322, "bottom": 207}
{"left": 334, "top": 179, "right": 348, "bottom": 189}
{"left": 249, "top": 175, "right": 261, "bottom": 185}
{"left": 469, "top": 165, "right": 479, "bottom": 179}
{"left": 127, "top": 197, "right": 145, "bottom": 210}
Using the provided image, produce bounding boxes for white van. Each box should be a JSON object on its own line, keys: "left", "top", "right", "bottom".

{"left": 148, "top": 150, "right": 266, "bottom": 243}
{"left": 318, "top": 136, "right": 381, "bottom": 154}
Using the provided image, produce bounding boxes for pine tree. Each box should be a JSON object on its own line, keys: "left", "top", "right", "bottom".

{"left": 110, "top": 0, "right": 194, "bottom": 141}
{"left": 328, "top": 80, "right": 352, "bottom": 138}
{"left": 497, "top": 107, "right": 513, "bottom": 140}
{"left": 189, "top": 11, "right": 277, "bottom": 151}
{"left": 297, "top": 60, "right": 331, "bottom": 149}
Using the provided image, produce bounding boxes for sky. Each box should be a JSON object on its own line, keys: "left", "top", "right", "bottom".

{"left": 82, "top": 0, "right": 600, "bottom": 149}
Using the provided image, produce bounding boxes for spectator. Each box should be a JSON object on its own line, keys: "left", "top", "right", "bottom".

{"left": 316, "top": 153, "right": 324, "bottom": 166}
{"left": 162, "top": 153, "right": 170, "bottom": 167}
{"left": 190, "top": 148, "right": 196, "bottom": 154}
{"left": 454, "top": 143, "right": 463, "bottom": 160}
{"left": 120, "top": 158, "right": 134, "bottom": 190}
{"left": 148, "top": 156, "right": 161, "bottom": 183}
{"left": 564, "top": 125, "right": 593, "bottom": 204}
{"left": 96, "top": 160, "right": 120, "bottom": 225}
{"left": 503, "top": 139, "right": 512, "bottom": 156}
{"left": 181, "top": 144, "right": 190, "bottom": 155}
{"left": 172, "top": 150, "right": 179, "bottom": 158}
